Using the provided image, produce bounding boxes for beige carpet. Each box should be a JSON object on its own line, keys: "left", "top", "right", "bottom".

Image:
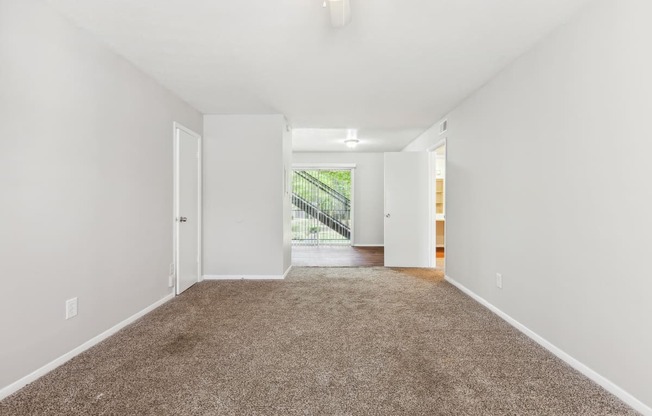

{"left": 0, "top": 267, "right": 637, "bottom": 415}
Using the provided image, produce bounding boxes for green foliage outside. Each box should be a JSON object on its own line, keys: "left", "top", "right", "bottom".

{"left": 291, "top": 170, "right": 352, "bottom": 243}
{"left": 292, "top": 170, "right": 351, "bottom": 210}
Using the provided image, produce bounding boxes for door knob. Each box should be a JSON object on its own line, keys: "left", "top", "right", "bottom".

{"left": 385, "top": 214, "right": 391, "bottom": 218}
{"left": 179, "top": 217, "right": 188, "bottom": 223}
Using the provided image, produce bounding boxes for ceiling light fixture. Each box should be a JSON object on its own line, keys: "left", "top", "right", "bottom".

{"left": 344, "top": 129, "right": 359, "bottom": 148}
{"left": 345, "top": 138, "right": 359, "bottom": 148}
{"left": 328, "top": 0, "right": 351, "bottom": 28}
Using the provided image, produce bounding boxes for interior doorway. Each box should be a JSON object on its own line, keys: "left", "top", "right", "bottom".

{"left": 290, "top": 166, "right": 382, "bottom": 267}
{"left": 430, "top": 142, "right": 446, "bottom": 271}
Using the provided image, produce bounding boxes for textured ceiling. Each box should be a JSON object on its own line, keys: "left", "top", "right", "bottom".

{"left": 46, "top": 0, "right": 593, "bottom": 151}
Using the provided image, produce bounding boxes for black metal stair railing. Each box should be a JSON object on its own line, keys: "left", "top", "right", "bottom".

{"left": 292, "top": 170, "right": 352, "bottom": 244}
{"left": 291, "top": 193, "right": 351, "bottom": 240}
{"left": 294, "top": 171, "right": 350, "bottom": 209}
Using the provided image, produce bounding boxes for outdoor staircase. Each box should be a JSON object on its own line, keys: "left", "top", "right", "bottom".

{"left": 292, "top": 171, "right": 351, "bottom": 240}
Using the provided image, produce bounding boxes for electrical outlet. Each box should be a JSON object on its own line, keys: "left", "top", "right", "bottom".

{"left": 169, "top": 263, "right": 175, "bottom": 275}
{"left": 496, "top": 273, "right": 503, "bottom": 289}
{"left": 168, "top": 274, "right": 174, "bottom": 288}
{"left": 65, "top": 297, "right": 78, "bottom": 320}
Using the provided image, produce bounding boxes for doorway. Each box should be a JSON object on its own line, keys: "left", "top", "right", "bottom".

{"left": 290, "top": 166, "right": 377, "bottom": 267}
{"left": 430, "top": 142, "right": 446, "bottom": 271}
{"left": 173, "top": 123, "right": 202, "bottom": 294}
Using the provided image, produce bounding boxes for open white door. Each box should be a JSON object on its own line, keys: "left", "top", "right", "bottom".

{"left": 174, "top": 123, "right": 201, "bottom": 294}
{"left": 384, "top": 152, "right": 430, "bottom": 267}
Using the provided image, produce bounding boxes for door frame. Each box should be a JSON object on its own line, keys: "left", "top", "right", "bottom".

{"left": 173, "top": 122, "right": 202, "bottom": 295}
{"left": 291, "top": 163, "right": 356, "bottom": 246}
{"left": 428, "top": 138, "right": 447, "bottom": 270}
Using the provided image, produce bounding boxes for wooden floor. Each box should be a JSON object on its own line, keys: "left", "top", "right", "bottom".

{"left": 436, "top": 247, "right": 445, "bottom": 269}
{"left": 292, "top": 245, "right": 384, "bottom": 267}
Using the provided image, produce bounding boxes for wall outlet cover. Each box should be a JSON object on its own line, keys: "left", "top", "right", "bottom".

{"left": 65, "top": 297, "right": 78, "bottom": 320}
{"left": 496, "top": 273, "right": 503, "bottom": 289}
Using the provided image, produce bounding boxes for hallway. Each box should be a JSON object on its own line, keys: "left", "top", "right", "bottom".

{"left": 292, "top": 246, "right": 384, "bottom": 267}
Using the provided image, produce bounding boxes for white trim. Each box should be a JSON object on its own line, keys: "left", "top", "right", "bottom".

{"left": 353, "top": 244, "right": 384, "bottom": 247}
{"left": 198, "top": 131, "right": 203, "bottom": 282}
{"left": 202, "top": 266, "right": 292, "bottom": 281}
{"left": 350, "top": 168, "right": 355, "bottom": 246}
{"left": 292, "top": 163, "right": 356, "bottom": 170}
{"left": 426, "top": 138, "right": 447, "bottom": 153}
{"left": 282, "top": 265, "right": 293, "bottom": 279}
{"left": 0, "top": 294, "right": 174, "bottom": 401}
{"left": 444, "top": 275, "right": 652, "bottom": 416}
{"left": 202, "top": 275, "right": 286, "bottom": 281}
{"left": 173, "top": 122, "right": 202, "bottom": 295}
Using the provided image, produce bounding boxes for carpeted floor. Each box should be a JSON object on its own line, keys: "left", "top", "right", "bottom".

{"left": 0, "top": 267, "right": 637, "bottom": 415}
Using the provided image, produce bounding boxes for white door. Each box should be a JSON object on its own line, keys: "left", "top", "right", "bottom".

{"left": 384, "top": 152, "right": 430, "bottom": 267}
{"left": 175, "top": 124, "right": 201, "bottom": 294}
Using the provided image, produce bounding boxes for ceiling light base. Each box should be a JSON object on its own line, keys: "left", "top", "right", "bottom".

{"left": 344, "top": 138, "right": 359, "bottom": 149}
{"left": 329, "top": 0, "right": 351, "bottom": 28}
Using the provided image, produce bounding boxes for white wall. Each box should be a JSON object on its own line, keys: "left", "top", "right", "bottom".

{"left": 292, "top": 153, "right": 384, "bottom": 246}
{"left": 402, "top": 124, "right": 442, "bottom": 153}
{"left": 404, "top": 0, "right": 652, "bottom": 411}
{"left": 0, "top": 0, "right": 202, "bottom": 395}
{"left": 203, "top": 115, "right": 290, "bottom": 277}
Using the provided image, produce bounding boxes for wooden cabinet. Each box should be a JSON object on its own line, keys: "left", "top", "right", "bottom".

{"left": 436, "top": 220, "right": 445, "bottom": 247}
{"left": 435, "top": 179, "right": 444, "bottom": 215}
{"left": 435, "top": 178, "right": 445, "bottom": 248}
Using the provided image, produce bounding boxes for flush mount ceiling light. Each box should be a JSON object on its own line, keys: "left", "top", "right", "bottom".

{"left": 344, "top": 129, "right": 359, "bottom": 148}
{"left": 324, "top": 0, "right": 351, "bottom": 28}
{"left": 344, "top": 139, "right": 359, "bottom": 148}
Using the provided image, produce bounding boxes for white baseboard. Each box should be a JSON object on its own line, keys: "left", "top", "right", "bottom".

{"left": 352, "top": 244, "right": 384, "bottom": 247}
{"left": 203, "top": 275, "right": 285, "bottom": 280}
{"left": 444, "top": 275, "right": 651, "bottom": 416}
{"left": 203, "top": 266, "right": 291, "bottom": 281}
{"left": 282, "top": 265, "right": 293, "bottom": 279}
{"left": 0, "top": 292, "right": 174, "bottom": 401}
